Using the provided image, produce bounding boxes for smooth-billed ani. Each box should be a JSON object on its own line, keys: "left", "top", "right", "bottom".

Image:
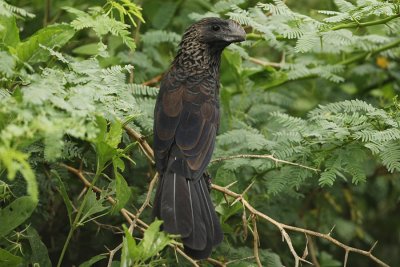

{"left": 153, "top": 17, "right": 246, "bottom": 259}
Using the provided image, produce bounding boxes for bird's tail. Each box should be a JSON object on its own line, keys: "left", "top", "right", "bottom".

{"left": 153, "top": 171, "right": 223, "bottom": 259}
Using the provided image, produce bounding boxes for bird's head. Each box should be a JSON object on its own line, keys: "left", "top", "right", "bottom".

{"left": 185, "top": 17, "right": 246, "bottom": 48}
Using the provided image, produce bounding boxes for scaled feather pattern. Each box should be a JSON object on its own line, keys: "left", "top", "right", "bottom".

{"left": 153, "top": 17, "right": 245, "bottom": 259}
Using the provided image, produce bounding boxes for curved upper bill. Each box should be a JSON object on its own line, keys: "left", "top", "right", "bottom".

{"left": 224, "top": 20, "right": 246, "bottom": 43}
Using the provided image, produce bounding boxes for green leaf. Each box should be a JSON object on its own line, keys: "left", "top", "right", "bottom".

{"left": 27, "top": 227, "right": 52, "bottom": 267}
{"left": 150, "top": 1, "right": 180, "bottom": 30}
{"left": 121, "top": 225, "right": 139, "bottom": 267}
{"left": 107, "top": 120, "right": 123, "bottom": 148}
{"left": 223, "top": 49, "right": 242, "bottom": 74}
{"left": 79, "top": 190, "right": 108, "bottom": 225}
{"left": 16, "top": 24, "right": 75, "bottom": 63}
{"left": 216, "top": 200, "right": 243, "bottom": 223}
{"left": 112, "top": 172, "right": 130, "bottom": 213}
{"left": 140, "top": 220, "right": 173, "bottom": 261}
{"left": 120, "top": 220, "right": 174, "bottom": 265}
{"left": 0, "top": 51, "right": 16, "bottom": 78}
{"left": 64, "top": 7, "right": 135, "bottom": 51}
{"left": 0, "top": 248, "right": 22, "bottom": 267}
{"left": 53, "top": 171, "right": 73, "bottom": 225}
{"left": 93, "top": 117, "right": 123, "bottom": 169}
{"left": 0, "top": 15, "right": 20, "bottom": 46}
{"left": 0, "top": 196, "right": 36, "bottom": 237}
{"left": 0, "top": 147, "right": 38, "bottom": 202}
{"left": 72, "top": 43, "right": 99, "bottom": 55}
{"left": 78, "top": 254, "right": 107, "bottom": 267}
{"left": 44, "top": 129, "right": 64, "bottom": 161}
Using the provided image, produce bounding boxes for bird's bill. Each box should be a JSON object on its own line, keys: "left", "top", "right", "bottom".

{"left": 224, "top": 20, "right": 246, "bottom": 43}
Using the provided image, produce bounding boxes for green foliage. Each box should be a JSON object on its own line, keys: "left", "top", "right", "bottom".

{"left": 121, "top": 220, "right": 176, "bottom": 266}
{"left": 26, "top": 227, "right": 52, "bottom": 267}
{"left": 0, "top": 196, "right": 36, "bottom": 237}
{"left": 104, "top": 0, "right": 144, "bottom": 26}
{"left": 16, "top": 24, "right": 75, "bottom": 63}
{"left": 0, "top": 0, "right": 399, "bottom": 266}
{"left": 65, "top": 6, "right": 137, "bottom": 55}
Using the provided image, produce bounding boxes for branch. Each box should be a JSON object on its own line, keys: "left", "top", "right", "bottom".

{"left": 142, "top": 74, "right": 162, "bottom": 86}
{"left": 60, "top": 164, "right": 199, "bottom": 267}
{"left": 251, "top": 215, "right": 262, "bottom": 267}
{"left": 331, "top": 14, "right": 400, "bottom": 31}
{"left": 248, "top": 57, "right": 283, "bottom": 68}
{"left": 339, "top": 38, "right": 400, "bottom": 65}
{"left": 212, "top": 184, "right": 390, "bottom": 267}
{"left": 68, "top": 118, "right": 388, "bottom": 266}
{"left": 211, "top": 154, "right": 319, "bottom": 172}
{"left": 123, "top": 125, "right": 155, "bottom": 164}
{"left": 130, "top": 172, "right": 159, "bottom": 231}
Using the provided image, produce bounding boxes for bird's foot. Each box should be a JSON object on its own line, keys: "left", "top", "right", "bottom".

{"left": 203, "top": 172, "right": 212, "bottom": 192}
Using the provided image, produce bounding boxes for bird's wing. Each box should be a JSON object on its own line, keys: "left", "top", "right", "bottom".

{"left": 154, "top": 70, "right": 219, "bottom": 179}
{"left": 174, "top": 78, "right": 219, "bottom": 179}
{"left": 153, "top": 69, "right": 183, "bottom": 174}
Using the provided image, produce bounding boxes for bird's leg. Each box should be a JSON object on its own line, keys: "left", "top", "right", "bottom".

{"left": 203, "top": 171, "right": 212, "bottom": 192}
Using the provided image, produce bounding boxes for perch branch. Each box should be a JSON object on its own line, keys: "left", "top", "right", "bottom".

{"left": 63, "top": 123, "right": 388, "bottom": 266}
{"left": 212, "top": 183, "right": 390, "bottom": 267}
{"left": 120, "top": 123, "right": 387, "bottom": 266}
{"left": 60, "top": 163, "right": 199, "bottom": 266}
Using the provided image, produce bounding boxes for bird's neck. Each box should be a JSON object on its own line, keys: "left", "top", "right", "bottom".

{"left": 174, "top": 41, "right": 223, "bottom": 79}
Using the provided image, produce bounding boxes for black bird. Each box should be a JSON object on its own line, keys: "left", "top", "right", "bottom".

{"left": 153, "top": 17, "right": 246, "bottom": 259}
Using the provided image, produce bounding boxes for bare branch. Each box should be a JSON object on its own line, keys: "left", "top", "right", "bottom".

{"left": 61, "top": 164, "right": 199, "bottom": 267}
{"left": 212, "top": 183, "right": 390, "bottom": 267}
{"left": 106, "top": 243, "right": 122, "bottom": 267}
{"left": 130, "top": 173, "right": 159, "bottom": 231}
{"left": 207, "top": 257, "right": 226, "bottom": 266}
{"left": 123, "top": 125, "right": 155, "bottom": 164}
{"left": 252, "top": 215, "right": 262, "bottom": 267}
{"left": 344, "top": 249, "right": 349, "bottom": 267}
{"left": 142, "top": 74, "right": 162, "bottom": 86}
{"left": 307, "top": 235, "right": 321, "bottom": 267}
{"left": 62, "top": 128, "right": 389, "bottom": 267}
{"left": 211, "top": 154, "right": 319, "bottom": 172}
{"left": 249, "top": 57, "right": 283, "bottom": 68}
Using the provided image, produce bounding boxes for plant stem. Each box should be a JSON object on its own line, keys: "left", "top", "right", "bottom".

{"left": 56, "top": 162, "right": 103, "bottom": 267}
{"left": 56, "top": 224, "right": 75, "bottom": 267}
{"left": 339, "top": 38, "right": 400, "bottom": 65}
{"left": 331, "top": 14, "right": 400, "bottom": 31}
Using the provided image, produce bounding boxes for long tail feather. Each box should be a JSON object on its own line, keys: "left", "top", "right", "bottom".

{"left": 153, "top": 171, "right": 223, "bottom": 259}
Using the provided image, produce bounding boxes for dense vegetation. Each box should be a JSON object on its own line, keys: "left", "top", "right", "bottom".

{"left": 0, "top": 0, "right": 399, "bottom": 266}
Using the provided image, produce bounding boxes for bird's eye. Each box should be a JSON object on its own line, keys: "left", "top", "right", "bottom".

{"left": 212, "top": 25, "right": 220, "bottom": 31}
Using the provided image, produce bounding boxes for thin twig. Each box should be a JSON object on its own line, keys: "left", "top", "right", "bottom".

{"left": 225, "top": 256, "right": 255, "bottom": 265}
{"left": 131, "top": 173, "right": 159, "bottom": 231}
{"left": 211, "top": 154, "right": 319, "bottom": 172}
{"left": 61, "top": 163, "right": 199, "bottom": 266}
{"left": 331, "top": 13, "right": 400, "bottom": 30}
{"left": 212, "top": 184, "right": 390, "bottom": 267}
{"left": 175, "top": 247, "right": 200, "bottom": 267}
{"left": 252, "top": 215, "right": 262, "bottom": 267}
{"left": 207, "top": 257, "right": 226, "bottom": 266}
{"left": 106, "top": 243, "right": 122, "bottom": 267}
{"left": 62, "top": 123, "right": 389, "bottom": 267}
{"left": 249, "top": 57, "right": 283, "bottom": 68}
{"left": 142, "top": 74, "right": 163, "bottom": 86}
{"left": 123, "top": 125, "right": 155, "bottom": 164}
{"left": 307, "top": 235, "right": 321, "bottom": 267}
